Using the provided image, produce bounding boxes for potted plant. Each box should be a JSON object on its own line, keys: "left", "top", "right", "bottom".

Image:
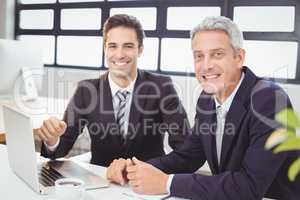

{"left": 265, "top": 108, "right": 300, "bottom": 181}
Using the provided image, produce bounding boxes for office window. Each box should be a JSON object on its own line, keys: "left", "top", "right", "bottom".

{"left": 18, "top": 35, "right": 55, "bottom": 65}
{"left": 20, "top": 10, "right": 54, "bottom": 30}
{"left": 15, "top": 0, "right": 300, "bottom": 83}
{"left": 167, "top": 7, "right": 221, "bottom": 30}
{"left": 61, "top": 8, "right": 102, "bottom": 30}
{"left": 161, "top": 38, "right": 194, "bottom": 73}
{"left": 110, "top": 8, "right": 157, "bottom": 30}
{"left": 20, "top": 0, "right": 56, "bottom": 4}
{"left": 57, "top": 36, "right": 103, "bottom": 67}
{"left": 243, "top": 41, "right": 298, "bottom": 79}
{"left": 138, "top": 37, "right": 159, "bottom": 70}
{"left": 234, "top": 6, "right": 295, "bottom": 32}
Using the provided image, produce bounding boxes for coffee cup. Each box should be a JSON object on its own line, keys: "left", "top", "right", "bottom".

{"left": 55, "top": 178, "right": 85, "bottom": 200}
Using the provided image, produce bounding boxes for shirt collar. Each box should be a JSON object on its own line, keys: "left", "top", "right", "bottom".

{"left": 108, "top": 72, "right": 137, "bottom": 97}
{"left": 214, "top": 72, "right": 245, "bottom": 112}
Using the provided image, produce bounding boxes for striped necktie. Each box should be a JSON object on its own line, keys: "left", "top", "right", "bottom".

{"left": 116, "top": 90, "right": 129, "bottom": 143}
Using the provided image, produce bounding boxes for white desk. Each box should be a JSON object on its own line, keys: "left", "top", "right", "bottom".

{"left": 0, "top": 144, "right": 180, "bottom": 200}
{"left": 0, "top": 145, "right": 276, "bottom": 200}
{"left": 0, "top": 98, "right": 275, "bottom": 200}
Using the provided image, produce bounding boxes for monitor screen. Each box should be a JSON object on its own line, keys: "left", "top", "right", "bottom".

{"left": 0, "top": 39, "right": 44, "bottom": 98}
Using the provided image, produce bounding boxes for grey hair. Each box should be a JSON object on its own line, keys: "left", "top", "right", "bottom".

{"left": 190, "top": 16, "right": 244, "bottom": 51}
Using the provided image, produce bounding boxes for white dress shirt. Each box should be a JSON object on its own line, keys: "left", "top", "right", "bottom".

{"left": 45, "top": 72, "right": 137, "bottom": 151}
{"left": 166, "top": 72, "right": 245, "bottom": 194}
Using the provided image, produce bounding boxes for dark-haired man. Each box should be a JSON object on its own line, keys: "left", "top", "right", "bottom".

{"left": 36, "top": 14, "right": 189, "bottom": 178}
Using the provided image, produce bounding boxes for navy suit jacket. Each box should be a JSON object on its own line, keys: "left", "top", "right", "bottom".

{"left": 148, "top": 67, "right": 300, "bottom": 200}
{"left": 41, "top": 70, "right": 189, "bottom": 166}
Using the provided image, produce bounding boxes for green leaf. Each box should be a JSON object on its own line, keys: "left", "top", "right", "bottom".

{"left": 276, "top": 108, "right": 300, "bottom": 129}
{"left": 273, "top": 137, "right": 300, "bottom": 153}
{"left": 265, "top": 129, "right": 288, "bottom": 149}
{"left": 285, "top": 130, "right": 297, "bottom": 137}
{"left": 288, "top": 158, "right": 300, "bottom": 181}
{"left": 265, "top": 128, "right": 295, "bottom": 150}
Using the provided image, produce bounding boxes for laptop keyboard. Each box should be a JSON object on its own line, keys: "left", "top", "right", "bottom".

{"left": 38, "top": 164, "right": 65, "bottom": 187}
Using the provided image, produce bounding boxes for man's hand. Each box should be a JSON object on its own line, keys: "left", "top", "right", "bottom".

{"left": 126, "top": 157, "right": 169, "bottom": 195}
{"left": 106, "top": 158, "right": 133, "bottom": 185}
{"left": 34, "top": 117, "right": 66, "bottom": 146}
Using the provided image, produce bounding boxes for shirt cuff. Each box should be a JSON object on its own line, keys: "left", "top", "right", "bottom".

{"left": 166, "top": 174, "right": 174, "bottom": 195}
{"left": 44, "top": 138, "right": 60, "bottom": 152}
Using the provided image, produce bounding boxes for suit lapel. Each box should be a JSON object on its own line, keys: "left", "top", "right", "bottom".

{"left": 99, "top": 72, "right": 116, "bottom": 121}
{"left": 218, "top": 66, "right": 258, "bottom": 170}
{"left": 219, "top": 100, "right": 246, "bottom": 169}
{"left": 209, "top": 107, "right": 220, "bottom": 173}
{"left": 98, "top": 73, "right": 123, "bottom": 144}
{"left": 125, "top": 70, "right": 149, "bottom": 148}
{"left": 197, "top": 94, "right": 219, "bottom": 173}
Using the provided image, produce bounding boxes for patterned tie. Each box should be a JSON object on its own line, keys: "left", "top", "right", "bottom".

{"left": 116, "top": 90, "right": 129, "bottom": 143}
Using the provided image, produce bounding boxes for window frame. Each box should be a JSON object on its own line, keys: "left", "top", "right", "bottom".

{"left": 14, "top": 0, "right": 300, "bottom": 84}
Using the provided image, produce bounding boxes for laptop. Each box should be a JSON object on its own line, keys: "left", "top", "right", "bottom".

{"left": 2, "top": 105, "right": 109, "bottom": 195}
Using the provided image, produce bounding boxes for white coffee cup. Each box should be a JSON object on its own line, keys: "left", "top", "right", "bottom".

{"left": 55, "top": 178, "right": 85, "bottom": 200}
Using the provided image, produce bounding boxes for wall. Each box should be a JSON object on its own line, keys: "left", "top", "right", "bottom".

{"left": 0, "top": 0, "right": 15, "bottom": 39}
{"left": 40, "top": 67, "right": 300, "bottom": 124}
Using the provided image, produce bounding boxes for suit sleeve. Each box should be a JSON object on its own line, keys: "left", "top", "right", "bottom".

{"left": 148, "top": 133, "right": 206, "bottom": 175}
{"left": 159, "top": 77, "right": 190, "bottom": 150}
{"left": 167, "top": 85, "right": 293, "bottom": 200}
{"left": 40, "top": 81, "right": 89, "bottom": 159}
{"left": 147, "top": 110, "right": 206, "bottom": 174}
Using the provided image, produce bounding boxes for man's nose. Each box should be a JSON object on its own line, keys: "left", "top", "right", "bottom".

{"left": 115, "top": 47, "right": 126, "bottom": 59}
{"left": 202, "top": 57, "right": 214, "bottom": 71}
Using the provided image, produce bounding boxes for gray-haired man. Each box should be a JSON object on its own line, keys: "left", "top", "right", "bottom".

{"left": 113, "top": 16, "right": 299, "bottom": 200}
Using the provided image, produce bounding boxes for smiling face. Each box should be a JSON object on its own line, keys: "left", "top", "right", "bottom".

{"left": 105, "top": 26, "right": 143, "bottom": 82}
{"left": 192, "top": 30, "right": 245, "bottom": 102}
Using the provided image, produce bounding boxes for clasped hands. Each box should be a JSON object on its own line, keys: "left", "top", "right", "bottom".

{"left": 106, "top": 157, "right": 169, "bottom": 195}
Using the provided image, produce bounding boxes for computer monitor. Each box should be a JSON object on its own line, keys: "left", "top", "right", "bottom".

{"left": 0, "top": 39, "right": 44, "bottom": 100}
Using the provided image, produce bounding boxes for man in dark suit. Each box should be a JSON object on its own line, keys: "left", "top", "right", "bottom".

{"left": 36, "top": 14, "right": 189, "bottom": 169}
{"left": 120, "top": 16, "right": 300, "bottom": 199}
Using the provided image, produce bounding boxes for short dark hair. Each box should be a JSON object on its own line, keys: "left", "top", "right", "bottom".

{"left": 103, "top": 14, "right": 145, "bottom": 48}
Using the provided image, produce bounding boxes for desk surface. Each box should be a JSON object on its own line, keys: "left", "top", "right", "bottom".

{"left": 0, "top": 97, "right": 275, "bottom": 200}
{"left": 0, "top": 144, "right": 179, "bottom": 200}
{"left": 0, "top": 145, "right": 276, "bottom": 200}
